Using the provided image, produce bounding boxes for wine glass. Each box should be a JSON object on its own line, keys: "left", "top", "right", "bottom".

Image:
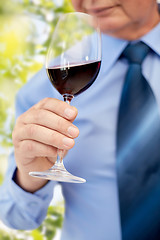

{"left": 29, "top": 12, "right": 101, "bottom": 183}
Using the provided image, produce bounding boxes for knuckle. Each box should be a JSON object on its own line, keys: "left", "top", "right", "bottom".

{"left": 23, "top": 141, "right": 34, "bottom": 152}
{"left": 34, "top": 98, "right": 49, "bottom": 110}
{"left": 49, "top": 131, "right": 61, "bottom": 148}
{"left": 27, "top": 124, "right": 35, "bottom": 137}
{"left": 46, "top": 146, "right": 57, "bottom": 157}
{"left": 56, "top": 117, "right": 69, "bottom": 134}
{"left": 50, "top": 131, "right": 56, "bottom": 143}
{"left": 34, "top": 109, "right": 44, "bottom": 122}
{"left": 39, "top": 97, "right": 50, "bottom": 108}
{"left": 56, "top": 117, "right": 64, "bottom": 130}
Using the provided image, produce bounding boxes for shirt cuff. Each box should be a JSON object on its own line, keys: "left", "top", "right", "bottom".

{"left": 10, "top": 168, "right": 56, "bottom": 218}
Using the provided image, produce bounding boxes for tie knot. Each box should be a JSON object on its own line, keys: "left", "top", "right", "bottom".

{"left": 121, "top": 41, "right": 150, "bottom": 65}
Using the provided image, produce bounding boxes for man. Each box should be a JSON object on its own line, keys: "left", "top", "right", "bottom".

{"left": 0, "top": 0, "right": 160, "bottom": 239}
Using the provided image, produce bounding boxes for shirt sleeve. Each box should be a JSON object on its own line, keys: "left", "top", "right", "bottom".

{"left": 0, "top": 73, "right": 57, "bottom": 230}
{"left": 0, "top": 151, "right": 56, "bottom": 230}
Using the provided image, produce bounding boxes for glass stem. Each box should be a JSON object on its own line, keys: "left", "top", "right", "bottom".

{"left": 63, "top": 94, "right": 74, "bottom": 104}
{"left": 54, "top": 94, "right": 74, "bottom": 167}
{"left": 56, "top": 149, "right": 64, "bottom": 165}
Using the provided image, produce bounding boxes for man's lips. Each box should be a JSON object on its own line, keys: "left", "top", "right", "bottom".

{"left": 86, "top": 6, "right": 118, "bottom": 16}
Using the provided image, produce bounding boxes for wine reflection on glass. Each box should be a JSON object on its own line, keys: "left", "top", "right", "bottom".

{"left": 29, "top": 12, "right": 101, "bottom": 183}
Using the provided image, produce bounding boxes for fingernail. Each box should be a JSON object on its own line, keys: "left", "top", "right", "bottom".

{"left": 68, "top": 126, "right": 79, "bottom": 137}
{"left": 63, "top": 137, "right": 74, "bottom": 148}
{"left": 64, "top": 108, "right": 76, "bottom": 119}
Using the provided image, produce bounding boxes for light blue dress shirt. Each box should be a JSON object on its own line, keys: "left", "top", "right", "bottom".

{"left": 0, "top": 22, "right": 160, "bottom": 240}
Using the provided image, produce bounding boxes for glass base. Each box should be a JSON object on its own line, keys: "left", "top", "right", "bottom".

{"left": 29, "top": 163, "right": 86, "bottom": 183}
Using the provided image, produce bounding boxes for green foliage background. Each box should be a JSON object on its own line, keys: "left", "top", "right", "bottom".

{"left": 0, "top": 0, "right": 74, "bottom": 239}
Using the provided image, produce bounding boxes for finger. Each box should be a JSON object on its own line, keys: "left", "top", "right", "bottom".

{"left": 22, "top": 108, "right": 79, "bottom": 138}
{"left": 18, "top": 140, "right": 57, "bottom": 158}
{"left": 33, "top": 97, "right": 78, "bottom": 121}
{"left": 17, "top": 124, "right": 75, "bottom": 150}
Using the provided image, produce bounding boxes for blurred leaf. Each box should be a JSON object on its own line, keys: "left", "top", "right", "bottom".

{"left": 0, "top": 229, "right": 17, "bottom": 240}
{"left": 0, "top": 0, "right": 22, "bottom": 15}
{"left": 31, "top": 229, "right": 44, "bottom": 240}
{"left": 0, "top": 173, "right": 3, "bottom": 185}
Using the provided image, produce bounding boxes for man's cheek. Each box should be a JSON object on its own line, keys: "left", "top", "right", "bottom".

{"left": 71, "top": 0, "right": 83, "bottom": 12}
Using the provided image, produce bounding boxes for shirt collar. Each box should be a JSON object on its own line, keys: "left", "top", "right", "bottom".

{"left": 101, "top": 21, "right": 160, "bottom": 71}
{"left": 141, "top": 22, "right": 160, "bottom": 56}
{"left": 101, "top": 34, "right": 127, "bottom": 73}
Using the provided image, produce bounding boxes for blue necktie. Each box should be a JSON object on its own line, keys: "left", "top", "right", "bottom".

{"left": 117, "top": 42, "right": 160, "bottom": 240}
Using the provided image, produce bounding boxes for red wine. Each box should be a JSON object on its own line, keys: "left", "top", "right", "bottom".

{"left": 47, "top": 61, "right": 101, "bottom": 96}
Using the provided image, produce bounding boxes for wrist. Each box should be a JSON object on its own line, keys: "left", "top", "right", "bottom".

{"left": 13, "top": 168, "right": 48, "bottom": 193}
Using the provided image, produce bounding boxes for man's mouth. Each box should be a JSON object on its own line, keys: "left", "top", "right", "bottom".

{"left": 86, "top": 5, "right": 119, "bottom": 17}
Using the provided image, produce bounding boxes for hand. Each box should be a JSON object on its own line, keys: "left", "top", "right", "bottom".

{"left": 12, "top": 97, "right": 79, "bottom": 192}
